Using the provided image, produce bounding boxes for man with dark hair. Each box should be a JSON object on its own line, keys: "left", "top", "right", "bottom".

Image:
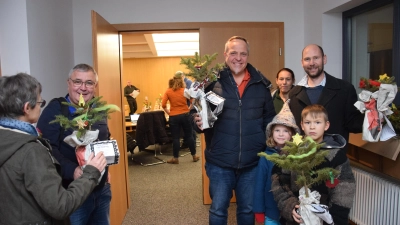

{"left": 37, "top": 63, "right": 112, "bottom": 225}
{"left": 124, "top": 81, "right": 140, "bottom": 115}
{"left": 289, "top": 44, "right": 363, "bottom": 150}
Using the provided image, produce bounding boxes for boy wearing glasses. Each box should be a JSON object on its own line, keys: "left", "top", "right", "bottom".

{"left": 37, "top": 63, "right": 112, "bottom": 225}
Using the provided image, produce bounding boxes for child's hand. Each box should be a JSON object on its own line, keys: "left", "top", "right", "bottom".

{"left": 292, "top": 205, "right": 302, "bottom": 223}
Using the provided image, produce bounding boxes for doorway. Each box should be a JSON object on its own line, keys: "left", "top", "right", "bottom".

{"left": 117, "top": 22, "right": 284, "bottom": 204}
{"left": 93, "top": 13, "right": 285, "bottom": 223}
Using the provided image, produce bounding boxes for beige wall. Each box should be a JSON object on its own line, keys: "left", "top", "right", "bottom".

{"left": 122, "top": 57, "right": 189, "bottom": 112}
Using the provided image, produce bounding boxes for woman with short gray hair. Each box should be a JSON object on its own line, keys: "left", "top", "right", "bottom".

{"left": 0, "top": 73, "right": 107, "bottom": 225}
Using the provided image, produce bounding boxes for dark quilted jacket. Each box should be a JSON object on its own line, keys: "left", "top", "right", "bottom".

{"left": 199, "top": 63, "right": 276, "bottom": 169}
{"left": 135, "top": 110, "right": 170, "bottom": 150}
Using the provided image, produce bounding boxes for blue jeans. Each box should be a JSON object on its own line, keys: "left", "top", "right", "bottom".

{"left": 70, "top": 183, "right": 112, "bottom": 225}
{"left": 169, "top": 113, "right": 196, "bottom": 158}
{"left": 205, "top": 162, "right": 257, "bottom": 225}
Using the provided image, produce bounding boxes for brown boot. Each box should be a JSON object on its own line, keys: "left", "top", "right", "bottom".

{"left": 167, "top": 157, "right": 179, "bottom": 164}
{"left": 192, "top": 155, "right": 200, "bottom": 162}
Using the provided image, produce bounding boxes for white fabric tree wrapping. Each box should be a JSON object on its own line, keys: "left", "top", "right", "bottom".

{"left": 354, "top": 83, "right": 398, "bottom": 142}
{"left": 186, "top": 82, "right": 224, "bottom": 130}
{"left": 63, "top": 130, "right": 105, "bottom": 183}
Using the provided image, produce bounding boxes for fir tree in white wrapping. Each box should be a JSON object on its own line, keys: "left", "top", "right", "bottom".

{"left": 258, "top": 133, "right": 340, "bottom": 198}
{"left": 50, "top": 94, "right": 120, "bottom": 139}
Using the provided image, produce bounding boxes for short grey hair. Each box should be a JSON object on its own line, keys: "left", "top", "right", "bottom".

{"left": 68, "top": 63, "right": 98, "bottom": 82}
{"left": 224, "top": 36, "right": 250, "bottom": 54}
{"left": 0, "top": 73, "right": 42, "bottom": 118}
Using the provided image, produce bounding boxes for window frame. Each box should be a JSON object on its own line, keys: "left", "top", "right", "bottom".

{"left": 342, "top": 0, "right": 399, "bottom": 103}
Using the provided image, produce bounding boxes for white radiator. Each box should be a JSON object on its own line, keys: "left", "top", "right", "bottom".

{"left": 350, "top": 167, "right": 400, "bottom": 225}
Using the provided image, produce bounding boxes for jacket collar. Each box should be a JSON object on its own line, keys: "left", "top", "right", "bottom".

{"left": 220, "top": 63, "right": 271, "bottom": 87}
{"left": 291, "top": 71, "right": 338, "bottom": 106}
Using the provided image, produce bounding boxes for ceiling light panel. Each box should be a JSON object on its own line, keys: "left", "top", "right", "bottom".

{"left": 157, "top": 50, "right": 199, "bottom": 57}
{"left": 152, "top": 33, "right": 199, "bottom": 43}
{"left": 154, "top": 42, "right": 198, "bottom": 51}
{"left": 152, "top": 32, "right": 199, "bottom": 57}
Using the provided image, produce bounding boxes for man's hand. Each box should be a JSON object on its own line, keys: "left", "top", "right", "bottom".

{"left": 292, "top": 205, "right": 302, "bottom": 223}
{"left": 193, "top": 113, "right": 203, "bottom": 130}
{"left": 87, "top": 152, "right": 107, "bottom": 173}
{"left": 73, "top": 166, "right": 83, "bottom": 180}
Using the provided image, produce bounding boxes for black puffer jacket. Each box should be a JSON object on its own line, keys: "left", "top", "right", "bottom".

{"left": 197, "top": 63, "right": 275, "bottom": 169}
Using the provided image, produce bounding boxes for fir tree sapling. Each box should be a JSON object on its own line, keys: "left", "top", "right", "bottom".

{"left": 258, "top": 133, "right": 340, "bottom": 198}
{"left": 180, "top": 52, "right": 224, "bottom": 85}
{"left": 179, "top": 52, "right": 225, "bottom": 129}
{"left": 50, "top": 94, "right": 120, "bottom": 139}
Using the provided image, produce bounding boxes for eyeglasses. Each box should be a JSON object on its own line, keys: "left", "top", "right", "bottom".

{"left": 69, "top": 78, "right": 96, "bottom": 88}
{"left": 37, "top": 99, "right": 46, "bottom": 108}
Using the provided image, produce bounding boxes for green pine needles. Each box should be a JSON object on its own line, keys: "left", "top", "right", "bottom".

{"left": 180, "top": 52, "right": 225, "bottom": 83}
{"left": 258, "top": 134, "right": 339, "bottom": 197}
{"left": 50, "top": 95, "right": 120, "bottom": 139}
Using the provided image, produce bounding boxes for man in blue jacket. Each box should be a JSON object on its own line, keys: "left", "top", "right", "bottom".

{"left": 37, "top": 64, "right": 111, "bottom": 225}
{"left": 193, "top": 36, "right": 276, "bottom": 225}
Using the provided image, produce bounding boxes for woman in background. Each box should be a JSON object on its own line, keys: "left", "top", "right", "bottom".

{"left": 271, "top": 68, "right": 295, "bottom": 113}
{"left": 0, "top": 73, "right": 107, "bottom": 225}
{"left": 162, "top": 76, "right": 199, "bottom": 164}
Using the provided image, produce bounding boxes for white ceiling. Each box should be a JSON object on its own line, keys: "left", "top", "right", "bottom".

{"left": 121, "top": 33, "right": 157, "bottom": 58}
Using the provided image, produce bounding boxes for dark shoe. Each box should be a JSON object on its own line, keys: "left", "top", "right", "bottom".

{"left": 167, "top": 158, "right": 179, "bottom": 164}
{"left": 192, "top": 155, "right": 200, "bottom": 162}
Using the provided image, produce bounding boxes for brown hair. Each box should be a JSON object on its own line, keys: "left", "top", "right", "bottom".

{"left": 266, "top": 124, "right": 296, "bottom": 147}
{"left": 301, "top": 104, "right": 329, "bottom": 122}
{"left": 276, "top": 68, "right": 295, "bottom": 80}
{"left": 168, "top": 78, "right": 174, "bottom": 88}
{"left": 224, "top": 36, "right": 250, "bottom": 54}
{"left": 171, "top": 76, "right": 185, "bottom": 91}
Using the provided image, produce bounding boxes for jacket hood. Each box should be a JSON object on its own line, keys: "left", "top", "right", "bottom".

{"left": 0, "top": 128, "right": 37, "bottom": 167}
{"left": 321, "top": 133, "right": 346, "bottom": 149}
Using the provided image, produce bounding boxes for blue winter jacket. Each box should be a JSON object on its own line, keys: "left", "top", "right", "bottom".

{"left": 198, "top": 63, "right": 276, "bottom": 169}
{"left": 37, "top": 95, "right": 110, "bottom": 190}
{"left": 253, "top": 146, "right": 281, "bottom": 220}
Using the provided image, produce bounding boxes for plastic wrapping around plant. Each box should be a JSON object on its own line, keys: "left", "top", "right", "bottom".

{"left": 354, "top": 74, "right": 398, "bottom": 142}
{"left": 180, "top": 52, "right": 225, "bottom": 129}
{"left": 50, "top": 94, "right": 121, "bottom": 174}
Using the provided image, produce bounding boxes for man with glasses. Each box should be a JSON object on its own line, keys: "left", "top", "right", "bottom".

{"left": 37, "top": 63, "right": 112, "bottom": 225}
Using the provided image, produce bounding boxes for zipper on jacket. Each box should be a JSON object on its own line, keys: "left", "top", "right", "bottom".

{"left": 227, "top": 72, "right": 244, "bottom": 169}
{"left": 238, "top": 103, "right": 242, "bottom": 169}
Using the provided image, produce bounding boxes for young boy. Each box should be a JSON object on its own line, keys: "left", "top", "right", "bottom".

{"left": 271, "top": 104, "right": 356, "bottom": 225}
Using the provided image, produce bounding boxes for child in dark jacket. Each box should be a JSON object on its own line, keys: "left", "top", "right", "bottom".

{"left": 271, "top": 104, "right": 356, "bottom": 225}
{"left": 253, "top": 101, "right": 300, "bottom": 224}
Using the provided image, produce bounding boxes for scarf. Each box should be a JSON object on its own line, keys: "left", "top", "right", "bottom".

{"left": 0, "top": 117, "right": 39, "bottom": 136}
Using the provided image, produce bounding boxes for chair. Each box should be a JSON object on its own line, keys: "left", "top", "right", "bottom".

{"left": 135, "top": 110, "right": 170, "bottom": 166}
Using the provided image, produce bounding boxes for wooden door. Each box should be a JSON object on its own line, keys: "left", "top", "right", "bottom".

{"left": 91, "top": 11, "right": 130, "bottom": 225}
